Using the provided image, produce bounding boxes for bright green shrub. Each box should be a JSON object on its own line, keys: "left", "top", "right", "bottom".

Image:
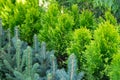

{"left": 52, "top": 13, "right": 74, "bottom": 67}
{"left": 38, "top": 9, "right": 74, "bottom": 67}
{"left": 0, "top": 0, "right": 29, "bottom": 30}
{"left": 71, "top": 4, "right": 80, "bottom": 29}
{"left": 38, "top": 3, "right": 60, "bottom": 49}
{"left": 0, "top": 0, "right": 43, "bottom": 44}
{"left": 41, "top": 2, "right": 60, "bottom": 28}
{"left": 107, "top": 53, "right": 120, "bottom": 80}
{"left": 104, "top": 11, "right": 117, "bottom": 25}
{"left": 85, "top": 21, "right": 120, "bottom": 79}
{"left": 98, "top": 11, "right": 117, "bottom": 25}
{"left": 67, "top": 28, "right": 91, "bottom": 70}
{"left": 94, "top": 22, "right": 119, "bottom": 59}
{"left": 20, "top": 6, "right": 42, "bottom": 44}
{"left": 0, "top": 0, "right": 14, "bottom": 29}
{"left": 16, "top": 0, "right": 43, "bottom": 44}
{"left": 85, "top": 41, "right": 102, "bottom": 80}
{"left": 56, "top": 0, "right": 120, "bottom": 24}
{"left": 79, "top": 10, "right": 96, "bottom": 30}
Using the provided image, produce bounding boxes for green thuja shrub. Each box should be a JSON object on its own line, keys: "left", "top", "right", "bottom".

{"left": 114, "top": 0, "right": 120, "bottom": 22}
{"left": 79, "top": 9, "right": 96, "bottom": 30}
{"left": 84, "top": 21, "right": 120, "bottom": 80}
{"left": 38, "top": 6, "right": 74, "bottom": 67}
{"left": 0, "top": 0, "right": 14, "bottom": 29}
{"left": 94, "top": 22, "right": 119, "bottom": 59}
{"left": 41, "top": 2, "right": 59, "bottom": 29}
{"left": 71, "top": 4, "right": 80, "bottom": 29}
{"left": 51, "top": 13, "right": 74, "bottom": 67}
{"left": 104, "top": 11, "right": 117, "bottom": 25}
{"left": 84, "top": 41, "right": 102, "bottom": 80}
{"left": 20, "top": 0, "right": 42, "bottom": 44}
{"left": 98, "top": 11, "right": 117, "bottom": 25}
{"left": 0, "top": 0, "right": 43, "bottom": 44}
{"left": 67, "top": 28, "right": 91, "bottom": 70}
{"left": 38, "top": 3, "right": 60, "bottom": 50}
{"left": 107, "top": 53, "right": 120, "bottom": 80}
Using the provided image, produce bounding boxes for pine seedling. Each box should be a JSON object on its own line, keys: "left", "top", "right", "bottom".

{"left": 56, "top": 54, "right": 84, "bottom": 80}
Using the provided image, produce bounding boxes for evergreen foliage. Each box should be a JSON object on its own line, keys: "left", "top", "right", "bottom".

{"left": 79, "top": 10, "right": 96, "bottom": 30}
{"left": 107, "top": 53, "right": 120, "bottom": 80}
{"left": 0, "top": 0, "right": 120, "bottom": 80}
{"left": 0, "top": 21, "right": 84, "bottom": 80}
{"left": 67, "top": 28, "right": 91, "bottom": 70}
{"left": 84, "top": 21, "right": 120, "bottom": 80}
{"left": 56, "top": 54, "right": 84, "bottom": 80}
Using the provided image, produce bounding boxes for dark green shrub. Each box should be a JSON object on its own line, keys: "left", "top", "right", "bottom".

{"left": 93, "top": 0, "right": 114, "bottom": 10}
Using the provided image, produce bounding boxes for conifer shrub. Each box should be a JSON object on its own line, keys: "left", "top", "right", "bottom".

{"left": 93, "top": 0, "right": 114, "bottom": 11}
{"left": 56, "top": 54, "right": 84, "bottom": 80}
{"left": 67, "top": 28, "right": 91, "bottom": 70}
{"left": 71, "top": 4, "right": 80, "bottom": 29}
{"left": 84, "top": 41, "right": 102, "bottom": 80}
{"left": 98, "top": 11, "right": 117, "bottom": 25}
{"left": 106, "top": 53, "right": 120, "bottom": 80}
{"left": 0, "top": 0, "right": 43, "bottom": 44}
{"left": 38, "top": 3, "right": 60, "bottom": 50}
{"left": 84, "top": 21, "right": 120, "bottom": 80}
{"left": 38, "top": 8, "right": 74, "bottom": 68}
{"left": 104, "top": 11, "right": 117, "bottom": 25}
{"left": 79, "top": 10, "right": 96, "bottom": 30}
{"left": 0, "top": 19, "right": 84, "bottom": 80}
{"left": 94, "top": 22, "right": 119, "bottom": 59}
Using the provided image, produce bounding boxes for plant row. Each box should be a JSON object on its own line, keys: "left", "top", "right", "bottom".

{"left": 0, "top": 0, "right": 120, "bottom": 80}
